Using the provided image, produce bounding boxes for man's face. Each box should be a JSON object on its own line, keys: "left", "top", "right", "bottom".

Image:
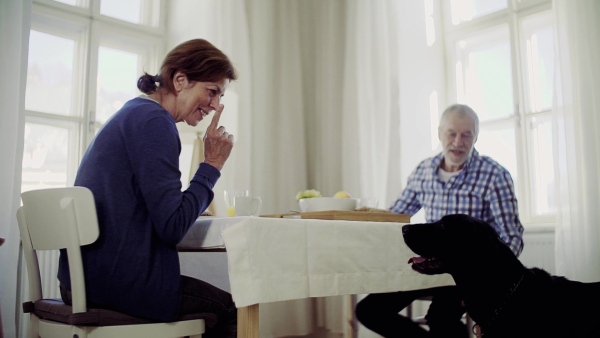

{"left": 438, "top": 111, "right": 477, "bottom": 171}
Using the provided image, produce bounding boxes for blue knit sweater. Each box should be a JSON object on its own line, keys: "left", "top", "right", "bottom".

{"left": 58, "top": 97, "right": 220, "bottom": 321}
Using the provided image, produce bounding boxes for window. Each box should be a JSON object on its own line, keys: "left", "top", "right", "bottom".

{"left": 442, "top": 0, "right": 556, "bottom": 225}
{"left": 22, "top": 0, "right": 164, "bottom": 194}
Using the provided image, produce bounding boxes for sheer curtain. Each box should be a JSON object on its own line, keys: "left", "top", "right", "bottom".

{"left": 340, "top": 0, "right": 444, "bottom": 209}
{"left": 169, "top": 0, "right": 319, "bottom": 336}
{"left": 168, "top": 0, "right": 309, "bottom": 217}
{"left": 167, "top": 0, "right": 441, "bottom": 221}
{"left": 553, "top": 0, "right": 600, "bottom": 282}
{"left": 0, "top": 0, "right": 31, "bottom": 336}
{"left": 167, "top": 0, "right": 408, "bottom": 336}
{"left": 167, "top": 0, "right": 443, "bottom": 336}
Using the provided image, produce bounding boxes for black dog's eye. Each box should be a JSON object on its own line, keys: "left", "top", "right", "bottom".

{"left": 436, "top": 221, "right": 446, "bottom": 230}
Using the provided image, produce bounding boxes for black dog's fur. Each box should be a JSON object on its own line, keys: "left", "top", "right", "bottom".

{"left": 402, "top": 214, "right": 600, "bottom": 338}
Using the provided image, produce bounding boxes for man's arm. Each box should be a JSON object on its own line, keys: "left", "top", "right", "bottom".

{"left": 489, "top": 169, "right": 525, "bottom": 256}
{"left": 389, "top": 167, "right": 424, "bottom": 215}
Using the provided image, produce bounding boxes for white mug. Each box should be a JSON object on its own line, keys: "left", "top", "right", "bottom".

{"left": 358, "top": 197, "right": 379, "bottom": 209}
{"left": 234, "top": 196, "right": 262, "bottom": 216}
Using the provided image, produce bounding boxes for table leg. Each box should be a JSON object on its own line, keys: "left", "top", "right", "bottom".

{"left": 237, "top": 304, "right": 259, "bottom": 338}
{"left": 343, "top": 295, "right": 357, "bottom": 338}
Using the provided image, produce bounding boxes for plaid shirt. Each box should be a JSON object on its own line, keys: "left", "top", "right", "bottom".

{"left": 390, "top": 149, "right": 524, "bottom": 256}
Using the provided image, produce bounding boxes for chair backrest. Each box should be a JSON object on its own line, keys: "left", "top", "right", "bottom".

{"left": 18, "top": 186, "right": 99, "bottom": 313}
{"left": 18, "top": 187, "right": 211, "bottom": 338}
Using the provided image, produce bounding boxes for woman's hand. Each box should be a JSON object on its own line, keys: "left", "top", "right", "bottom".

{"left": 203, "top": 104, "right": 233, "bottom": 171}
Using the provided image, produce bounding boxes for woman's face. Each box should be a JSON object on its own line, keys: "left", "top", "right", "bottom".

{"left": 174, "top": 74, "right": 229, "bottom": 126}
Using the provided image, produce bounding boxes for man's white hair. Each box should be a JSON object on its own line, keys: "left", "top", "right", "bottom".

{"left": 439, "top": 104, "right": 479, "bottom": 136}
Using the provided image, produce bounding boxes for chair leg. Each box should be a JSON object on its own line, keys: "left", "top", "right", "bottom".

{"left": 466, "top": 314, "right": 482, "bottom": 338}
{"left": 406, "top": 302, "right": 413, "bottom": 319}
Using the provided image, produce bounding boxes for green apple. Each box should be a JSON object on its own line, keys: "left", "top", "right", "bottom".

{"left": 296, "top": 189, "right": 322, "bottom": 200}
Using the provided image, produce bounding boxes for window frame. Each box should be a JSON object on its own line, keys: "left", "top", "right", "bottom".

{"left": 87, "top": 19, "right": 163, "bottom": 141}
{"left": 441, "top": 0, "right": 556, "bottom": 226}
{"left": 28, "top": 0, "right": 166, "bottom": 168}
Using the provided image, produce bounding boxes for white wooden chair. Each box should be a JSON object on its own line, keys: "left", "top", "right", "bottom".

{"left": 18, "top": 186, "right": 215, "bottom": 338}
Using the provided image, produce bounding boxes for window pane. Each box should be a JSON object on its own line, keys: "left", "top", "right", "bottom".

{"left": 450, "top": 0, "right": 507, "bottom": 24}
{"left": 528, "top": 116, "right": 555, "bottom": 216}
{"left": 52, "top": 0, "right": 90, "bottom": 7}
{"left": 455, "top": 25, "right": 514, "bottom": 121}
{"left": 475, "top": 126, "right": 518, "bottom": 186}
{"left": 53, "top": 0, "right": 77, "bottom": 5}
{"left": 96, "top": 46, "right": 140, "bottom": 125}
{"left": 21, "top": 123, "right": 71, "bottom": 192}
{"left": 26, "top": 30, "right": 75, "bottom": 116}
{"left": 522, "top": 12, "right": 555, "bottom": 113}
{"left": 100, "top": 0, "right": 160, "bottom": 26}
{"left": 100, "top": 0, "right": 142, "bottom": 24}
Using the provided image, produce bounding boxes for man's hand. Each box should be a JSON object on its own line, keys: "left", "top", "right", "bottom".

{"left": 203, "top": 104, "right": 233, "bottom": 171}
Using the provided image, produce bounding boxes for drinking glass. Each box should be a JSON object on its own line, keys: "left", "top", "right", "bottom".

{"left": 224, "top": 189, "right": 249, "bottom": 216}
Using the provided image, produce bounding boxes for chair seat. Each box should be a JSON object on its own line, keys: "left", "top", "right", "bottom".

{"left": 24, "top": 299, "right": 217, "bottom": 328}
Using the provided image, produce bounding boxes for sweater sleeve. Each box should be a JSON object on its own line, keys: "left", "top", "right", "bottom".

{"left": 129, "top": 114, "right": 220, "bottom": 245}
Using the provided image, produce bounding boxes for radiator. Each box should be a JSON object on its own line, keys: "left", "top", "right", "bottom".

{"left": 519, "top": 230, "right": 556, "bottom": 274}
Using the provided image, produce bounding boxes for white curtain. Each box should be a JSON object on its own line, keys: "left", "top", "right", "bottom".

{"left": 168, "top": 0, "right": 419, "bottom": 336}
{"left": 339, "top": 0, "right": 445, "bottom": 209}
{"left": 169, "top": 0, "right": 319, "bottom": 336}
{"left": 167, "top": 0, "right": 431, "bottom": 216}
{"left": 0, "top": 0, "right": 31, "bottom": 337}
{"left": 339, "top": 0, "right": 402, "bottom": 203}
{"left": 553, "top": 0, "right": 600, "bottom": 282}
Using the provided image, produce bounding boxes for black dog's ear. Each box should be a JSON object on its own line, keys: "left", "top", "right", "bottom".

{"left": 438, "top": 214, "right": 504, "bottom": 247}
{"left": 454, "top": 215, "right": 518, "bottom": 258}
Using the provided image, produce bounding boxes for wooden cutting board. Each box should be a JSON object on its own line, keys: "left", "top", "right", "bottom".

{"left": 261, "top": 210, "right": 410, "bottom": 223}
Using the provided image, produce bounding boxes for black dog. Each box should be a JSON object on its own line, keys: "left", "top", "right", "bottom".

{"left": 402, "top": 214, "right": 600, "bottom": 338}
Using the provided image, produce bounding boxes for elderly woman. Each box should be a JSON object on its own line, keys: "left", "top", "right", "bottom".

{"left": 58, "top": 39, "right": 238, "bottom": 338}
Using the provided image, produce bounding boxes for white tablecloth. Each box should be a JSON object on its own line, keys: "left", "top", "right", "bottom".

{"left": 178, "top": 216, "right": 346, "bottom": 337}
{"left": 178, "top": 216, "right": 252, "bottom": 250}
{"left": 221, "top": 217, "right": 454, "bottom": 307}
{"left": 179, "top": 216, "right": 251, "bottom": 292}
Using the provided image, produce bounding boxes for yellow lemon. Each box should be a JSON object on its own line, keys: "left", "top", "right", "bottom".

{"left": 334, "top": 191, "right": 352, "bottom": 198}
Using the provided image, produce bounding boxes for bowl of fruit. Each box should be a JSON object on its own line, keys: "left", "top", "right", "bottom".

{"left": 296, "top": 190, "right": 358, "bottom": 212}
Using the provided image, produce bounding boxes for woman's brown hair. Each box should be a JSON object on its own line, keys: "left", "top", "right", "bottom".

{"left": 138, "top": 39, "right": 238, "bottom": 94}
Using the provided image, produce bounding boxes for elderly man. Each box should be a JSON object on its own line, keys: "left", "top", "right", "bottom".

{"left": 355, "top": 104, "right": 524, "bottom": 338}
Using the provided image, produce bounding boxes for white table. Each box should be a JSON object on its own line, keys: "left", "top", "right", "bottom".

{"left": 178, "top": 216, "right": 250, "bottom": 292}
{"left": 179, "top": 216, "right": 454, "bottom": 338}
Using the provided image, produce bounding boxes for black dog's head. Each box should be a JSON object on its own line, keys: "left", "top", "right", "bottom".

{"left": 402, "top": 214, "right": 513, "bottom": 275}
